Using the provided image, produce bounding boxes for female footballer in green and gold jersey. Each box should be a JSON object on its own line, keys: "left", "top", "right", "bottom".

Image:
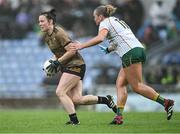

{"left": 70, "top": 5, "right": 174, "bottom": 125}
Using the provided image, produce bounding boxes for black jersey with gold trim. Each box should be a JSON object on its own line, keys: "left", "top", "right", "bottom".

{"left": 44, "top": 25, "right": 85, "bottom": 67}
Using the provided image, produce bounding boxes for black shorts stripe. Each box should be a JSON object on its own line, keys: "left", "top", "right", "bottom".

{"left": 62, "top": 64, "right": 86, "bottom": 80}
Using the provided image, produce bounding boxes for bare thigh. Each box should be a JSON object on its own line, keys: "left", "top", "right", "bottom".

{"left": 67, "top": 80, "right": 82, "bottom": 100}
{"left": 56, "top": 73, "right": 81, "bottom": 96}
{"left": 123, "top": 63, "right": 143, "bottom": 90}
{"left": 124, "top": 63, "right": 159, "bottom": 99}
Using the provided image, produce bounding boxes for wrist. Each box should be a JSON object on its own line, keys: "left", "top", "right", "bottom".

{"left": 54, "top": 59, "right": 61, "bottom": 66}
{"left": 56, "top": 58, "right": 61, "bottom": 63}
{"left": 79, "top": 44, "right": 85, "bottom": 49}
{"left": 106, "top": 48, "right": 110, "bottom": 53}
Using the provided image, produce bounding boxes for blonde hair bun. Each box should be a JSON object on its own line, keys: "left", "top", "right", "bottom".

{"left": 105, "top": 5, "right": 117, "bottom": 16}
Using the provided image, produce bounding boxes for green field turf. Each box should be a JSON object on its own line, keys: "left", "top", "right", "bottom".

{"left": 0, "top": 109, "right": 179, "bottom": 133}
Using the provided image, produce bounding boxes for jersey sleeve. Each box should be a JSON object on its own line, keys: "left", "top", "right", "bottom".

{"left": 99, "top": 19, "right": 109, "bottom": 32}
{"left": 55, "top": 30, "right": 72, "bottom": 48}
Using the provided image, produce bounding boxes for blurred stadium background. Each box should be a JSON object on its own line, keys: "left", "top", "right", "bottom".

{"left": 0, "top": 0, "right": 180, "bottom": 112}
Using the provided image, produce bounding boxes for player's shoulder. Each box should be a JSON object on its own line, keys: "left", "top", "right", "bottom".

{"left": 54, "top": 25, "right": 67, "bottom": 35}
{"left": 101, "top": 16, "right": 116, "bottom": 25}
{"left": 54, "top": 25, "right": 63, "bottom": 33}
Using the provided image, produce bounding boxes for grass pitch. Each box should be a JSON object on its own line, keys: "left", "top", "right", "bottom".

{"left": 0, "top": 109, "right": 179, "bottom": 133}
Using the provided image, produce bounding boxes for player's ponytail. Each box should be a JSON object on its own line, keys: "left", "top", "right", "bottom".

{"left": 40, "top": 9, "right": 56, "bottom": 24}
{"left": 94, "top": 4, "right": 117, "bottom": 17}
{"left": 105, "top": 5, "right": 117, "bottom": 17}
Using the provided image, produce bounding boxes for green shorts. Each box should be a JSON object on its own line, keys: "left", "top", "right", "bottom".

{"left": 122, "top": 47, "right": 146, "bottom": 68}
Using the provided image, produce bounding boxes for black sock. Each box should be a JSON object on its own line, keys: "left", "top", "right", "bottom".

{"left": 112, "top": 106, "right": 117, "bottom": 113}
{"left": 69, "top": 113, "right": 79, "bottom": 123}
{"left": 97, "top": 96, "right": 108, "bottom": 105}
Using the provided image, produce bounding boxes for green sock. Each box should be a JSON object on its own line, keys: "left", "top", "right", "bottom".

{"left": 155, "top": 95, "right": 165, "bottom": 106}
{"left": 117, "top": 107, "right": 124, "bottom": 116}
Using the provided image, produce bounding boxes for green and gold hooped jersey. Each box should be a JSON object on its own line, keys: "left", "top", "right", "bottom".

{"left": 44, "top": 25, "right": 84, "bottom": 67}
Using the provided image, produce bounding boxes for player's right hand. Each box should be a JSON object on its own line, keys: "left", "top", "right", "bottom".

{"left": 46, "top": 60, "right": 61, "bottom": 74}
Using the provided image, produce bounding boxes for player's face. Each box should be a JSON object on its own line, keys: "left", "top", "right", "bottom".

{"left": 38, "top": 15, "right": 50, "bottom": 32}
{"left": 93, "top": 11, "right": 102, "bottom": 25}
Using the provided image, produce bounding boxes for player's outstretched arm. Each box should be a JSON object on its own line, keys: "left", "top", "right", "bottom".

{"left": 81, "top": 29, "right": 108, "bottom": 49}
{"left": 70, "top": 29, "right": 108, "bottom": 50}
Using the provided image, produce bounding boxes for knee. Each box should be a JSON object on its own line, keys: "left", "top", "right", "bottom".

{"left": 116, "top": 80, "right": 127, "bottom": 94}
{"left": 116, "top": 85, "right": 128, "bottom": 99}
{"left": 131, "top": 83, "right": 141, "bottom": 94}
{"left": 122, "top": 89, "right": 128, "bottom": 96}
{"left": 72, "top": 97, "right": 81, "bottom": 105}
{"left": 56, "top": 88, "right": 66, "bottom": 98}
{"left": 116, "top": 79, "right": 126, "bottom": 88}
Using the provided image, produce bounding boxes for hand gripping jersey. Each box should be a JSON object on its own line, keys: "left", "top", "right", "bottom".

{"left": 99, "top": 17, "right": 144, "bottom": 57}
{"left": 44, "top": 25, "right": 85, "bottom": 67}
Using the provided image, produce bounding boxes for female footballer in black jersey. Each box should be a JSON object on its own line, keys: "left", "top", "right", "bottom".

{"left": 38, "top": 9, "right": 117, "bottom": 125}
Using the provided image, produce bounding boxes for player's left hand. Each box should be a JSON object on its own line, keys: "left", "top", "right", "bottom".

{"left": 98, "top": 45, "right": 110, "bottom": 54}
{"left": 46, "top": 60, "right": 61, "bottom": 74}
{"left": 69, "top": 41, "right": 83, "bottom": 50}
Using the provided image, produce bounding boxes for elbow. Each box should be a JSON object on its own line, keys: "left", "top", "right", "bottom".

{"left": 99, "top": 38, "right": 104, "bottom": 42}
{"left": 98, "top": 35, "right": 105, "bottom": 43}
